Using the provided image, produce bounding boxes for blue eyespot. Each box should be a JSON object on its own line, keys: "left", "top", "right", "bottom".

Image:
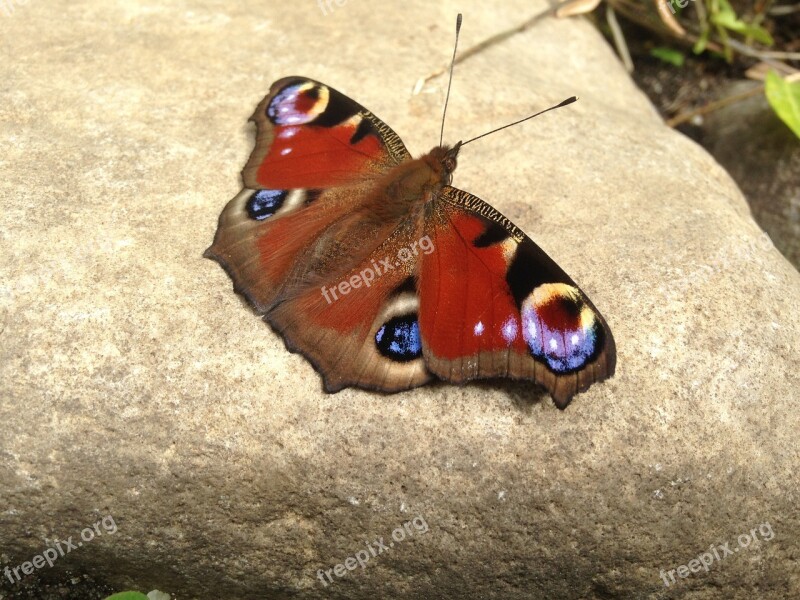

{"left": 520, "top": 284, "right": 602, "bottom": 373}
{"left": 246, "top": 189, "right": 286, "bottom": 220}
{"left": 267, "top": 82, "right": 329, "bottom": 125}
{"left": 375, "top": 315, "right": 422, "bottom": 362}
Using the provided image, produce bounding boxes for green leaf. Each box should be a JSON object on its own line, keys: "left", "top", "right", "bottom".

{"left": 693, "top": 27, "right": 710, "bottom": 54}
{"left": 710, "top": 0, "right": 774, "bottom": 45}
{"left": 650, "top": 47, "right": 685, "bottom": 67}
{"left": 713, "top": 0, "right": 738, "bottom": 21}
{"left": 717, "top": 17, "right": 773, "bottom": 44}
{"left": 765, "top": 71, "right": 800, "bottom": 139}
{"left": 103, "top": 593, "right": 149, "bottom": 600}
{"left": 742, "top": 24, "right": 773, "bottom": 46}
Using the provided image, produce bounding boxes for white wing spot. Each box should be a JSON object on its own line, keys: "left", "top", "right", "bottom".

{"left": 501, "top": 317, "right": 518, "bottom": 343}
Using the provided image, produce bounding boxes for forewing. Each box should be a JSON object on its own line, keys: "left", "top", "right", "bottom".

{"left": 205, "top": 77, "right": 411, "bottom": 311}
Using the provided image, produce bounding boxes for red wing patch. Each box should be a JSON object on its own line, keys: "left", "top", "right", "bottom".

{"left": 418, "top": 207, "right": 527, "bottom": 358}
{"left": 242, "top": 77, "right": 410, "bottom": 190}
{"left": 418, "top": 187, "right": 615, "bottom": 407}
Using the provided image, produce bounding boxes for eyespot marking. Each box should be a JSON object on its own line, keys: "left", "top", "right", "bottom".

{"left": 375, "top": 314, "right": 422, "bottom": 362}
{"left": 521, "top": 283, "right": 602, "bottom": 373}
{"left": 267, "top": 82, "right": 330, "bottom": 126}
{"left": 246, "top": 189, "right": 287, "bottom": 220}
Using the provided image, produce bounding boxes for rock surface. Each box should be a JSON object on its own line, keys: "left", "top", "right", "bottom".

{"left": 702, "top": 80, "right": 800, "bottom": 270}
{"left": 1, "top": 1, "right": 798, "bottom": 599}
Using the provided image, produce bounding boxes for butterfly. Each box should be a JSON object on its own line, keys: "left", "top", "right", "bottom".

{"left": 204, "top": 76, "right": 616, "bottom": 409}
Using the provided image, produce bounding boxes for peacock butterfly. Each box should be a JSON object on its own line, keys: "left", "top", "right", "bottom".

{"left": 205, "top": 20, "right": 616, "bottom": 409}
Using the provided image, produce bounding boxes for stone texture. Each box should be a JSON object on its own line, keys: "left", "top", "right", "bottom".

{"left": 702, "top": 80, "right": 800, "bottom": 270}
{"left": 1, "top": 1, "right": 798, "bottom": 599}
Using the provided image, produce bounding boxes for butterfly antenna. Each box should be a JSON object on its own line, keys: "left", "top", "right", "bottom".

{"left": 460, "top": 96, "right": 578, "bottom": 147}
{"left": 439, "top": 13, "right": 463, "bottom": 147}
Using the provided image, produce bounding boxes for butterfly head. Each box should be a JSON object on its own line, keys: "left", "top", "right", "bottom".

{"left": 426, "top": 142, "right": 462, "bottom": 186}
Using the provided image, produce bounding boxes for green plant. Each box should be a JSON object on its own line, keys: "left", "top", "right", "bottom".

{"left": 650, "top": 46, "right": 686, "bottom": 66}
{"left": 765, "top": 71, "right": 800, "bottom": 139}
{"left": 693, "top": 0, "right": 773, "bottom": 60}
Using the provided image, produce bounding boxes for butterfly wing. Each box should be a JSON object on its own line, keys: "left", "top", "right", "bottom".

{"left": 266, "top": 214, "right": 434, "bottom": 393}
{"left": 205, "top": 77, "right": 411, "bottom": 312}
{"left": 241, "top": 76, "right": 410, "bottom": 190}
{"left": 418, "top": 186, "right": 616, "bottom": 408}
{"left": 206, "top": 77, "right": 614, "bottom": 404}
{"left": 206, "top": 78, "right": 434, "bottom": 391}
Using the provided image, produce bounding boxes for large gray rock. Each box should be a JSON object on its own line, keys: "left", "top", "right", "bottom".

{"left": 1, "top": 1, "right": 797, "bottom": 599}
{"left": 702, "top": 80, "right": 800, "bottom": 270}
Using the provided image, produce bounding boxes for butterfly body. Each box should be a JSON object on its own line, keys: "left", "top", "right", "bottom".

{"left": 205, "top": 77, "right": 615, "bottom": 408}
